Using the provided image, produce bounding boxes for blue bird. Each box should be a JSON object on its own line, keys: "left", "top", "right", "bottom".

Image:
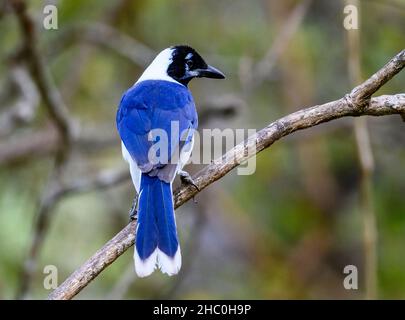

{"left": 116, "top": 46, "right": 225, "bottom": 277}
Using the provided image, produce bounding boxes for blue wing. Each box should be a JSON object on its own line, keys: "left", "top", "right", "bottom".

{"left": 116, "top": 80, "right": 198, "bottom": 179}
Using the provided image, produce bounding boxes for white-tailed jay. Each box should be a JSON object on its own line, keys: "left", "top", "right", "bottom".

{"left": 116, "top": 45, "right": 225, "bottom": 277}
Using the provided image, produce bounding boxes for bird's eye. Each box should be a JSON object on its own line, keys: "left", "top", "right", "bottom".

{"left": 186, "top": 60, "right": 194, "bottom": 69}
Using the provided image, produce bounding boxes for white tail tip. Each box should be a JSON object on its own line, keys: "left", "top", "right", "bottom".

{"left": 134, "top": 248, "right": 158, "bottom": 278}
{"left": 134, "top": 247, "right": 181, "bottom": 277}
{"left": 157, "top": 248, "right": 182, "bottom": 276}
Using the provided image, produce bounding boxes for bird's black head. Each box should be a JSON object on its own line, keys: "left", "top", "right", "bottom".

{"left": 167, "top": 45, "right": 225, "bottom": 86}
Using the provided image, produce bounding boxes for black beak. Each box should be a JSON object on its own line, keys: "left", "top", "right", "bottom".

{"left": 197, "top": 65, "right": 225, "bottom": 79}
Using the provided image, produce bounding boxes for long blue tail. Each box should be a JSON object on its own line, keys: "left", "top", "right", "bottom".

{"left": 134, "top": 173, "right": 181, "bottom": 277}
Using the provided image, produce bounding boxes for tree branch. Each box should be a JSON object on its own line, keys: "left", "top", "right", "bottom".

{"left": 0, "top": 99, "right": 241, "bottom": 166}
{"left": 47, "top": 22, "right": 155, "bottom": 68}
{"left": 47, "top": 49, "right": 404, "bottom": 300}
{"left": 0, "top": 64, "right": 39, "bottom": 137}
{"left": 346, "top": 0, "right": 377, "bottom": 299}
{"left": 10, "top": 0, "right": 79, "bottom": 298}
{"left": 10, "top": 0, "right": 75, "bottom": 161}
{"left": 252, "top": 0, "right": 312, "bottom": 86}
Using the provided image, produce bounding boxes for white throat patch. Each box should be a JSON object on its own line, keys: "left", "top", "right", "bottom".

{"left": 136, "top": 48, "right": 181, "bottom": 85}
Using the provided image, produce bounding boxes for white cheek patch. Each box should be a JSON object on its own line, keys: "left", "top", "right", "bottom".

{"left": 185, "top": 53, "right": 193, "bottom": 60}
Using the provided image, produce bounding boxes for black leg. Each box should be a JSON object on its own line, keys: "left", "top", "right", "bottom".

{"left": 129, "top": 193, "right": 138, "bottom": 222}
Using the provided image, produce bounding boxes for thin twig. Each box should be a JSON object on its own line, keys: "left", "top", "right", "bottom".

{"left": 41, "top": 168, "right": 130, "bottom": 209}
{"left": 16, "top": 167, "right": 130, "bottom": 299}
{"left": 346, "top": 0, "right": 377, "bottom": 298}
{"left": 0, "top": 127, "right": 114, "bottom": 166}
{"left": 250, "top": 0, "right": 313, "bottom": 88}
{"left": 48, "top": 50, "right": 405, "bottom": 300}
{"left": 10, "top": 0, "right": 74, "bottom": 162}
{"left": 48, "top": 22, "right": 155, "bottom": 67}
{"left": 0, "top": 64, "right": 39, "bottom": 137}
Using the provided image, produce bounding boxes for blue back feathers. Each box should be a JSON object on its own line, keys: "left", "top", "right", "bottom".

{"left": 117, "top": 80, "right": 198, "bottom": 171}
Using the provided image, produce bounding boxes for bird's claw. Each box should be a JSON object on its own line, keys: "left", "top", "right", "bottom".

{"left": 129, "top": 194, "right": 138, "bottom": 222}
{"left": 179, "top": 170, "right": 200, "bottom": 192}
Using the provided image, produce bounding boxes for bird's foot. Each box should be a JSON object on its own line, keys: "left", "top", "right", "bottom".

{"left": 129, "top": 194, "right": 138, "bottom": 222}
{"left": 179, "top": 170, "right": 200, "bottom": 192}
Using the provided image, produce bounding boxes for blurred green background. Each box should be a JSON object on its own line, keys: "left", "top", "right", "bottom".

{"left": 0, "top": 0, "right": 404, "bottom": 299}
